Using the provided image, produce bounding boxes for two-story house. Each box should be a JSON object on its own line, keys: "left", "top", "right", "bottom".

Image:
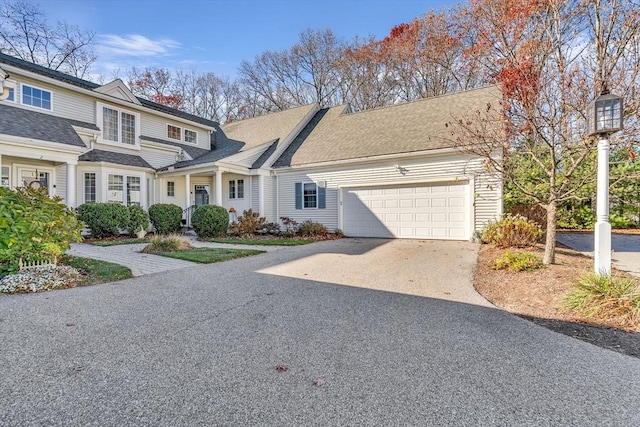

{"left": 1, "top": 53, "right": 502, "bottom": 241}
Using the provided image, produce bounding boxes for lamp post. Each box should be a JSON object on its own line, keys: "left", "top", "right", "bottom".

{"left": 586, "top": 89, "right": 623, "bottom": 276}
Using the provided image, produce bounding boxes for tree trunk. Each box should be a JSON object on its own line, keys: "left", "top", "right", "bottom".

{"left": 543, "top": 200, "right": 557, "bottom": 265}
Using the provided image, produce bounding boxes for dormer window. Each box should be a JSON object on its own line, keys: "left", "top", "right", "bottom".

{"left": 99, "top": 103, "right": 138, "bottom": 146}
{"left": 167, "top": 125, "right": 181, "bottom": 140}
{"left": 21, "top": 84, "right": 51, "bottom": 110}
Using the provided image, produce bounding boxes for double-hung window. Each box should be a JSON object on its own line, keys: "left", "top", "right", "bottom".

{"left": 102, "top": 105, "right": 137, "bottom": 146}
{"left": 303, "top": 183, "right": 317, "bottom": 208}
{"left": 167, "top": 181, "right": 175, "bottom": 197}
{"left": 107, "top": 174, "right": 124, "bottom": 203}
{"left": 228, "top": 179, "right": 244, "bottom": 199}
{"left": 295, "top": 182, "right": 326, "bottom": 210}
{"left": 22, "top": 84, "right": 51, "bottom": 110}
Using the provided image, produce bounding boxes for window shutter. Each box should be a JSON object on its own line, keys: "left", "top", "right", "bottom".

{"left": 295, "top": 182, "right": 302, "bottom": 209}
{"left": 318, "top": 186, "right": 326, "bottom": 209}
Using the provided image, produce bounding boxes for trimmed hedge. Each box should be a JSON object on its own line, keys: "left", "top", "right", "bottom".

{"left": 128, "top": 205, "right": 150, "bottom": 236}
{"left": 77, "top": 202, "right": 130, "bottom": 239}
{"left": 148, "top": 203, "right": 183, "bottom": 235}
{"left": 191, "top": 205, "right": 229, "bottom": 238}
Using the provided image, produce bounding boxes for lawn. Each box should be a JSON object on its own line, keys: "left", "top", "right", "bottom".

{"left": 60, "top": 255, "right": 133, "bottom": 285}
{"left": 204, "top": 237, "right": 315, "bottom": 246}
{"left": 158, "top": 247, "right": 265, "bottom": 263}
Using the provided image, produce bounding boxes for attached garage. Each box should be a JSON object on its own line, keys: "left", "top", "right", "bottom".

{"left": 341, "top": 181, "right": 471, "bottom": 240}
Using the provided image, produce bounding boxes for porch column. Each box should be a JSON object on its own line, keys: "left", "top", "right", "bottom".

{"left": 66, "top": 162, "right": 76, "bottom": 207}
{"left": 184, "top": 174, "right": 191, "bottom": 208}
{"left": 258, "top": 174, "right": 265, "bottom": 216}
{"left": 211, "top": 175, "right": 216, "bottom": 205}
{"left": 215, "top": 169, "right": 222, "bottom": 206}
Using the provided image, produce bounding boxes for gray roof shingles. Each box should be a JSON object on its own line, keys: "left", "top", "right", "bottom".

{"left": 78, "top": 149, "right": 153, "bottom": 169}
{"left": 0, "top": 53, "right": 218, "bottom": 128}
{"left": 0, "top": 104, "right": 95, "bottom": 147}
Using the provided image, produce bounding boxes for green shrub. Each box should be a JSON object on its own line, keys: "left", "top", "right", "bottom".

{"left": 142, "top": 234, "right": 192, "bottom": 253}
{"left": 148, "top": 204, "right": 183, "bottom": 235}
{"left": 0, "top": 187, "right": 83, "bottom": 275}
{"left": 557, "top": 205, "right": 595, "bottom": 229}
{"left": 77, "top": 202, "right": 130, "bottom": 238}
{"left": 229, "top": 209, "right": 266, "bottom": 236}
{"left": 481, "top": 214, "right": 543, "bottom": 248}
{"left": 298, "top": 220, "right": 330, "bottom": 238}
{"left": 610, "top": 214, "right": 633, "bottom": 229}
{"left": 192, "top": 205, "right": 229, "bottom": 238}
{"left": 493, "top": 250, "right": 544, "bottom": 272}
{"left": 565, "top": 273, "right": 640, "bottom": 327}
{"left": 127, "top": 205, "right": 150, "bottom": 236}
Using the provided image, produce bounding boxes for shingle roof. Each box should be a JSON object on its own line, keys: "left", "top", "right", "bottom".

{"left": 273, "top": 86, "right": 503, "bottom": 167}
{"left": 164, "top": 104, "right": 318, "bottom": 170}
{"left": 78, "top": 149, "right": 153, "bottom": 169}
{"left": 251, "top": 139, "right": 279, "bottom": 169}
{"left": 0, "top": 104, "right": 94, "bottom": 147}
{"left": 0, "top": 53, "right": 218, "bottom": 128}
{"left": 139, "top": 135, "right": 209, "bottom": 159}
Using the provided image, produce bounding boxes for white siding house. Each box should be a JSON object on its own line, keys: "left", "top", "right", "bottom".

{"left": 1, "top": 52, "right": 502, "bottom": 241}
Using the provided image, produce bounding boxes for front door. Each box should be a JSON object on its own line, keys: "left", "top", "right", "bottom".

{"left": 19, "top": 168, "right": 51, "bottom": 195}
{"left": 194, "top": 184, "right": 210, "bottom": 206}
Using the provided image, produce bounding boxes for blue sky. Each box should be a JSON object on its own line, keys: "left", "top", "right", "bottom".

{"left": 36, "top": 0, "right": 457, "bottom": 79}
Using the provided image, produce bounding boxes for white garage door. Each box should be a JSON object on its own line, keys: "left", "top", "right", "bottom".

{"left": 342, "top": 182, "right": 469, "bottom": 240}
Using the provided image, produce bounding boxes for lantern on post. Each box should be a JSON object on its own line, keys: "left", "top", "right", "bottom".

{"left": 586, "top": 88, "right": 623, "bottom": 276}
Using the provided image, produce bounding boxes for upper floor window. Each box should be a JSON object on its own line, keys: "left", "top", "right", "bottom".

{"left": 5, "top": 87, "right": 14, "bottom": 102}
{"left": 167, "top": 124, "right": 198, "bottom": 144}
{"left": 184, "top": 129, "right": 197, "bottom": 143}
{"left": 102, "top": 105, "right": 137, "bottom": 145}
{"left": 167, "top": 125, "right": 181, "bottom": 140}
{"left": 22, "top": 84, "right": 51, "bottom": 110}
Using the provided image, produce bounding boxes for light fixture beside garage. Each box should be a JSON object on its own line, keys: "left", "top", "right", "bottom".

{"left": 394, "top": 165, "right": 408, "bottom": 175}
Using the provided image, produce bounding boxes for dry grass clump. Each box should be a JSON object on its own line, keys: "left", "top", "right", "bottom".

{"left": 565, "top": 273, "right": 640, "bottom": 329}
{"left": 142, "top": 234, "right": 192, "bottom": 254}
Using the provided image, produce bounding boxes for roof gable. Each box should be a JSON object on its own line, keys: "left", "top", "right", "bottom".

{"left": 94, "top": 79, "right": 141, "bottom": 105}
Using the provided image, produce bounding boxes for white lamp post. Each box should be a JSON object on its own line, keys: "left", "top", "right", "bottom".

{"left": 586, "top": 89, "right": 623, "bottom": 276}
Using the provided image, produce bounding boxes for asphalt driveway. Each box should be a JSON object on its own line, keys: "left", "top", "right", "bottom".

{"left": 557, "top": 232, "right": 640, "bottom": 277}
{"left": 1, "top": 239, "right": 639, "bottom": 426}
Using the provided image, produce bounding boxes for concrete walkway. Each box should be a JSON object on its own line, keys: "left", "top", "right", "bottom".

{"left": 66, "top": 236, "right": 286, "bottom": 276}
{"left": 557, "top": 232, "right": 640, "bottom": 277}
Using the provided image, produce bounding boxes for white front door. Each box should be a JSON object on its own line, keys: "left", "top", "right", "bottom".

{"left": 18, "top": 168, "right": 52, "bottom": 194}
{"left": 341, "top": 182, "right": 470, "bottom": 240}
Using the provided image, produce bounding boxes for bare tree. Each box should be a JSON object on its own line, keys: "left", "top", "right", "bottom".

{"left": 450, "top": 0, "right": 640, "bottom": 265}
{"left": 0, "top": 0, "right": 96, "bottom": 78}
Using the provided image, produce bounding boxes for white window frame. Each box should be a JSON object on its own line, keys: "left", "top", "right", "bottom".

{"left": 303, "top": 182, "right": 318, "bottom": 209}
{"left": 97, "top": 103, "right": 140, "bottom": 149}
{"left": 84, "top": 172, "right": 96, "bottom": 203}
{"left": 21, "top": 83, "right": 52, "bottom": 110}
{"left": 106, "top": 173, "right": 144, "bottom": 206}
{"left": 167, "top": 124, "right": 182, "bottom": 141}
{"left": 228, "top": 179, "right": 244, "bottom": 199}
{"left": 167, "top": 181, "right": 175, "bottom": 197}
{"left": 107, "top": 174, "right": 124, "bottom": 204}
{"left": 1, "top": 165, "right": 10, "bottom": 187}
{"left": 167, "top": 123, "right": 198, "bottom": 145}
{"left": 184, "top": 128, "right": 198, "bottom": 144}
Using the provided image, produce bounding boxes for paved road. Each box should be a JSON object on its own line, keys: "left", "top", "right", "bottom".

{"left": 2, "top": 239, "right": 639, "bottom": 426}
{"left": 557, "top": 232, "right": 640, "bottom": 277}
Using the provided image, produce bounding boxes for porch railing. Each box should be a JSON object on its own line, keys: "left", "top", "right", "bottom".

{"left": 182, "top": 205, "right": 197, "bottom": 229}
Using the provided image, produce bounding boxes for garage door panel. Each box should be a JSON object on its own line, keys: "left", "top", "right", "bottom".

{"left": 343, "top": 182, "right": 469, "bottom": 240}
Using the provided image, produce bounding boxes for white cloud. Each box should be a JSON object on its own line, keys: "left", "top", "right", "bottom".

{"left": 97, "top": 34, "right": 181, "bottom": 57}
